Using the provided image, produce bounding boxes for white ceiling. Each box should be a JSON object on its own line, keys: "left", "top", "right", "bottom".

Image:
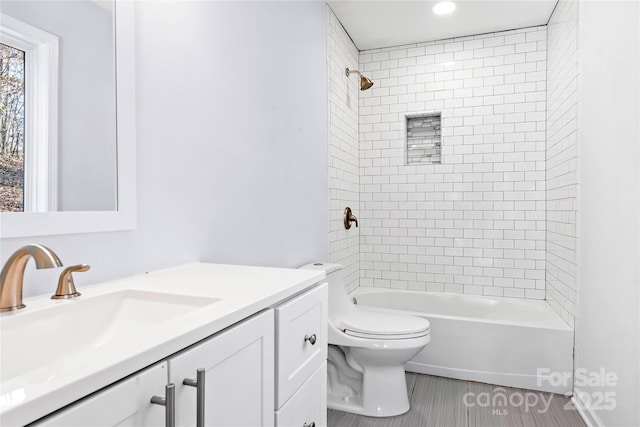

{"left": 328, "top": 0, "right": 558, "bottom": 50}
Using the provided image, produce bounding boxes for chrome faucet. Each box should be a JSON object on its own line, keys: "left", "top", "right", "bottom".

{"left": 0, "top": 244, "right": 63, "bottom": 312}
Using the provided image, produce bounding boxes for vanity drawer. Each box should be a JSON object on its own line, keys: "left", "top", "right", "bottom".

{"left": 275, "top": 282, "right": 327, "bottom": 408}
{"left": 275, "top": 362, "right": 327, "bottom": 427}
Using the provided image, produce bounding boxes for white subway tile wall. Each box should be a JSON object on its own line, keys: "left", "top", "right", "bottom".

{"left": 358, "top": 27, "right": 547, "bottom": 299}
{"left": 328, "top": 8, "right": 360, "bottom": 292}
{"left": 546, "top": 0, "right": 578, "bottom": 327}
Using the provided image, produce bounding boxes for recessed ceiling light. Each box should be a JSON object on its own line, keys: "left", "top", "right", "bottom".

{"left": 433, "top": 1, "right": 456, "bottom": 15}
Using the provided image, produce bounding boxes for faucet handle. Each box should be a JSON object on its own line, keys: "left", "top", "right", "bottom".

{"left": 52, "top": 264, "right": 90, "bottom": 300}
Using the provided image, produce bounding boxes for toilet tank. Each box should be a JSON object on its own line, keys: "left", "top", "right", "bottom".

{"left": 298, "top": 262, "right": 355, "bottom": 324}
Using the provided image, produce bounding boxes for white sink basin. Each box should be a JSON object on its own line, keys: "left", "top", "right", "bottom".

{"left": 0, "top": 290, "right": 220, "bottom": 383}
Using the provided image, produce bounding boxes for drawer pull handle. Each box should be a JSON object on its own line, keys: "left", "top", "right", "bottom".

{"left": 151, "top": 383, "right": 176, "bottom": 427}
{"left": 304, "top": 334, "right": 317, "bottom": 345}
{"left": 303, "top": 423, "right": 316, "bottom": 427}
{"left": 183, "top": 368, "right": 206, "bottom": 427}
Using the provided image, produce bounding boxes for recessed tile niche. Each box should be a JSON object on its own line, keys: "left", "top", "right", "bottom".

{"left": 406, "top": 113, "right": 442, "bottom": 165}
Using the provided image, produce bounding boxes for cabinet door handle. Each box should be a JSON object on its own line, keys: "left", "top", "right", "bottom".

{"left": 151, "top": 383, "right": 176, "bottom": 427}
{"left": 183, "top": 368, "right": 206, "bottom": 427}
{"left": 304, "top": 334, "right": 317, "bottom": 345}
{"left": 303, "top": 422, "right": 316, "bottom": 427}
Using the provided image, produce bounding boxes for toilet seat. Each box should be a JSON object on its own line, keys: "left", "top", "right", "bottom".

{"left": 341, "top": 309, "right": 430, "bottom": 340}
{"left": 344, "top": 329, "right": 430, "bottom": 339}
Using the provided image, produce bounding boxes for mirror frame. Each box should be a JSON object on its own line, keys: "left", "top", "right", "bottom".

{"left": 0, "top": 0, "right": 136, "bottom": 238}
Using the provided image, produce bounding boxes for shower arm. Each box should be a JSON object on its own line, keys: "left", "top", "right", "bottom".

{"left": 345, "top": 68, "right": 362, "bottom": 77}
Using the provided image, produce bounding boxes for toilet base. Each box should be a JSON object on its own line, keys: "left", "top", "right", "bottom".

{"left": 327, "top": 345, "right": 411, "bottom": 417}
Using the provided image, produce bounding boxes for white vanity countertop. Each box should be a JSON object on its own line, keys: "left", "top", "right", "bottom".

{"left": 0, "top": 263, "right": 325, "bottom": 426}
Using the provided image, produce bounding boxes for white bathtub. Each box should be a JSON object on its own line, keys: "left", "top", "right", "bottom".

{"left": 350, "top": 287, "right": 574, "bottom": 394}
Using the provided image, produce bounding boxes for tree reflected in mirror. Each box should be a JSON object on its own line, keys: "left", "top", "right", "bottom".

{"left": 0, "top": 42, "right": 25, "bottom": 212}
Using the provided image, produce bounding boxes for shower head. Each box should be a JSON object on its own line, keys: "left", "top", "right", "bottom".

{"left": 346, "top": 68, "right": 374, "bottom": 91}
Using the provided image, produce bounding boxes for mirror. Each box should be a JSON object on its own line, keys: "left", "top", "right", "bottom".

{"left": 1, "top": 0, "right": 116, "bottom": 213}
{"left": 0, "top": 0, "right": 135, "bottom": 237}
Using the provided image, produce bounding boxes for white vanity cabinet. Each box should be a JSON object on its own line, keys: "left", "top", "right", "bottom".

{"left": 274, "top": 283, "right": 328, "bottom": 427}
{"left": 32, "top": 363, "right": 168, "bottom": 426}
{"left": 24, "top": 277, "right": 327, "bottom": 427}
{"left": 169, "top": 310, "right": 274, "bottom": 427}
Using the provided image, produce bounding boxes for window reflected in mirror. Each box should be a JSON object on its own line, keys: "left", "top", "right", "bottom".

{"left": 1, "top": 1, "right": 117, "bottom": 213}
{"left": 0, "top": 43, "right": 25, "bottom": 212}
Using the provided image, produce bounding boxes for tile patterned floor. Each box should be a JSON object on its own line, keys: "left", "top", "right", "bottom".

{"left": 328, "top": 373, "right": 586, "bottom": 427}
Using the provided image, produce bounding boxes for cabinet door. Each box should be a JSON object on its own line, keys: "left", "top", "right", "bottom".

{"left": 33, "top": 362, "right": 168, "bottom": 427}
{"left": 170, "top": 310, "right": 274, "bottom": 427}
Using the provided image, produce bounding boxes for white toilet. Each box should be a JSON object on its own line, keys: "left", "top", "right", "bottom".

{"left": 299, "top": 263, "right": 430, "bottom": 417}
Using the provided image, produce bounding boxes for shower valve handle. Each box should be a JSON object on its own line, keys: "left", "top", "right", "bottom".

{"left": 344, "top": 207, "right": 358, "bottom": 229}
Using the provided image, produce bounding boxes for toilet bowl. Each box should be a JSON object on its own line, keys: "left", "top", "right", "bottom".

{"left": 299, "top": 263, "right": 430, "bottom": 417}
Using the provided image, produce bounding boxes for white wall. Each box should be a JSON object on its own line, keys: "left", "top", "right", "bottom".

{"left": 546, "top": 0, "right": 579, "bottom": 327}
{"left": 574, "top": 1, "right": 640, "bottom": 426}
{"left": 0, "top": 1, "right": 329, "bottom": 297}
{"left": 139, "top": 1, "right": 329, "bottom": 269}
{"left": 327, "top": 7, "right": 360, "bottom": 293}
{"left": 358, "top": 27, "right": 548, "bottom": 298}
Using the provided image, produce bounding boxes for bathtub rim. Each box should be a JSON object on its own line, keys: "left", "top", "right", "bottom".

{"left": 350, "top": 287, "right": 573, "bottom": 331}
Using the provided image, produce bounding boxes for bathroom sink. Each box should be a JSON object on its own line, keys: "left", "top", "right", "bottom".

{"left": 0, "top": 290, "right": 220, "bottom": 383}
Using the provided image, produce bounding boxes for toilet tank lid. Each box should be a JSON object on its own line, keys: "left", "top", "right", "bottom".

{"left": 298, "top": 262, "right": 342, "bottom": 274}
